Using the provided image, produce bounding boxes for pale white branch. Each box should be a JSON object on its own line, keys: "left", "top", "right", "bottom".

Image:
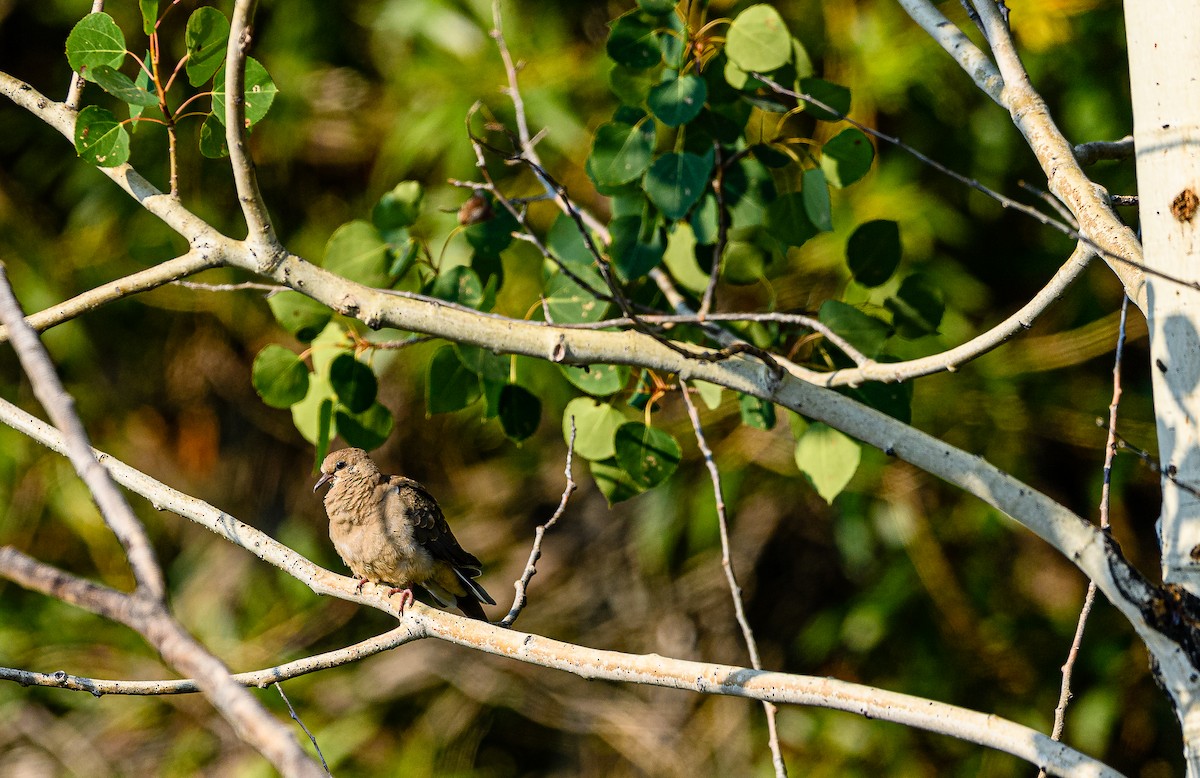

{"left": 895, "top": 0, "right": 1004, "bottom": 103}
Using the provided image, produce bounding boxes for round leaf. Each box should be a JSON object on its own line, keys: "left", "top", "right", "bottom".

{"left": 561, "top": 363, "right": 629, "bottom": 397}
{"left": 725, "top": 5, "right": 791, "bottom": 73}
{"left": 607, "top": 12, "right": 661, "bottom": 69}
{"left": 643, "top": 152, "right": 711, "bottom": 221}
{"left": 66, "top": 13, "right": 125, "bottom": 81}
{"left": 721, "top": 240, "right": 767, "bottom": 285}
{"left": 498, "top": 384, "right": 542, "bottom": 442}
{"left": 563, "top": 398, "right": 627, "bottom": 460}
{"left": 211, "top": 57, "right": 278, "bottom": 128}
{"left": 662, "top": 222, "right": 710, "bottom": 294}
{"left": 738, "top": 394, "right": 776, "bottom": 430}
{"left": 427, "top": 346, "right": 481, "bottom": 414}
{"left": 590, "top": 458, "right": 645, "bottom": 504}
{"left": 323, "top": 220, "right": 390, "bottom": 287}
{"left": 799, "top": 77, "right": 851, "bottom": 121}
{"left": 266, "top": 291, "right": 333, "bottom": 343}
{"left": 821, "top": 128, "right": 875, "bottom": 188}
{"left": 801, "top": 168, "right": 833, "bottom": 232}
{"left": 765, "top": 192, "right": 818, "bottom": 248}
{"left": 464, "top": 199, "right": 518, "bottom": 257}
{"left": 329, "top": 352, "right": 378, "bottom": 414}
{"left": 609, "top": 215, "right": 666, "bottom": 281}
{"left": 818, "top": 300, "right": 892, "bottom": 358}
{"left": 614, "top": 422, "right": 682, "bottom": 489}
{"left": 885, "top": 274, "right": 945, "bottom": 338}
{"left": 432, "top": 265, "right": 484, "bottom": 309}
{"left": 794, "top": 423, "right": 861, "bottom": 503}
{"left": 198, "top": 112, "right": 229, "bottom": 158}
{"left": 588, "top": 121, "right": 656, "bottom": 187}
{"left": 847, "top": 220, "right": 901, "bottom": 288}
{"left": 372, "top": 181, "right": 424, "bottom": 234}
{"left": 544, "top": 269, "right": 610, "bottom": 324}
{"left": 336, "top": 403, "right": 394, "bottom": 450}
{"left": 251, "top": 345, "right": 310, "bottom": 408}
{"left": 637, "top": 0, "right": 677, "bottom": 15}
{"left": 548, "top": 213, "right": 599, "bottom": 270}
{"left": 139, "top": 0, "right": 159, "bottom": 35}
{"left": 73, "top": 106, "right": 130, "bottom": 167}
{"left": 90, "top": 65, "right": 158, "bottom": 107}
{"left": 185, "top": 7, "right": 229, "bottom": 86}
{"left": 610, "top": 64, "right": 654, "bottom": 106}
{"left": 647, "top": 74, "right": 707, "bottom": 127}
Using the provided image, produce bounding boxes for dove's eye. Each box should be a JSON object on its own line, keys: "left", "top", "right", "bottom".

{"left": 335, "top": 461, "right": 347, "bottom": 471}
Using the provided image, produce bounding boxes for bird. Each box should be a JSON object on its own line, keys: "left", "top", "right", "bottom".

{"left": 313, "top": 447, "right": 495, "bottom": 620}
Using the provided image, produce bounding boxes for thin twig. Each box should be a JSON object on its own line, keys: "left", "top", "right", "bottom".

{"left": 175, "top": 280, "right": 284, "bottom": 293}
{"left": 275, "top": 683, "right": 332, "bottom": 776}
{"left": 1039, "top": 295, "right": 1129, "bottom": 777}
{"left": 680, "top": 383, "right": 787, "bottom": 778}
{"left": 500, "top": 417, "right": 577, "bottom": 628}
{"left": 698, "top": 142, "right": 729, "bottom": 319}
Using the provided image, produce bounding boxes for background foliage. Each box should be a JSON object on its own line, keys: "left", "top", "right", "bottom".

{"left": 0, "top": 0, "right": 1175, "bottom": 775}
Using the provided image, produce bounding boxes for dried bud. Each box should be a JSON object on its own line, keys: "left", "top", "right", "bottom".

{"left": 458, "top": 193, "right": 494, "bottom": 226}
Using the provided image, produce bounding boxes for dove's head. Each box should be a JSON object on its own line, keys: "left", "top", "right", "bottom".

{"left": 314, "top": 447, "right": 380, "bottom": 493}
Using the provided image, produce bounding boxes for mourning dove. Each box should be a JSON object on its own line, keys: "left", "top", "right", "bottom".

{"left": 314, "top": 448, "right": 495, "bottom": 620}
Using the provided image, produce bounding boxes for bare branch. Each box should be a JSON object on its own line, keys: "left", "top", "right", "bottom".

{"left": 0, "top": 251, "right": 224, "bottom": 344}
{"left": 500, "top": 416, "right": 578, "bottom": 628}
{"left": 681, "top": 384, "right": 786, "bottom": 777}
{"left": 225, "top": 0, "right": 279, "bottom": 258}
{"left": 275, "top": 683, "right": 332, "bottom": 776}
{"left": 0, "top": 266, "right": 166, "bottom": 598}
{"left": 1074, "top": 136, "right": 1135, "bottom": 166}
{"left": 895, "top": 0, "right": 1004, "bottom": 103}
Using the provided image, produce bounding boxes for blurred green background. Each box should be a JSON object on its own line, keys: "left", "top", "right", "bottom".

{"left": 0, "top": 0, "right": 1178, "bottom": 775}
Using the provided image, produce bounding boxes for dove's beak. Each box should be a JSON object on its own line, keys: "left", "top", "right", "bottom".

{"left": 313, "top": 473, "right": 334, "bottom": 493}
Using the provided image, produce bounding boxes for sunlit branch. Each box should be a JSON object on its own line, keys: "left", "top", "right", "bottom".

{"left": 895, "top": 0, "right": 1004, "bottom": 103}
{"left": 1074, "top": 136, "right": 1135, "bottom": 166}
{"left": 0, "top": 251, "right": 225, "bottom": 344}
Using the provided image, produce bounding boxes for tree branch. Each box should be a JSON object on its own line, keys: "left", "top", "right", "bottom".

{"left": 895, "top": 0, "right": 1004, "bottom": 104}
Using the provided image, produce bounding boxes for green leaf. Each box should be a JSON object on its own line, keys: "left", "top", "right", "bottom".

{"left": 267, "top": 291, "right": 333, "bottom": 343}
{"left": 251, "top": 345, "right": 310, "bottom": 408}
{"left": 821, "top": 128, "right": 875, "bottom": 188}
{"left": 886, "top": 274, "right": 945, "bottom": 338}
{"left": 721, "top": 240, "right": 766, "bottom": 285}
{"left": 662, "top": 222, "right": 709, "bottom": 294}
{"left": 724, "top": 156, "right": 777, "bottom": 229}
{"left": 802, "top": 168, "right": 833, "bottom": 232}
{"left": 695, "top": 381, "right": 723, "bottom": 410}
{"left": 726, "top": 4, "right": 791, "bottom": 73}
{"left": 66, "top": 13, "right": 125, "bottom": 81}
{"left": 323, "top": 220, "right": 390, "bottom": 288}
{"left": 129, "top": 55, "right": 154, "bottom": 130}
{"left": 548, "top": 213, "right": 598, "bottom": 270}
{"left": 294, "top": 370, "right": 336, "bottom": 445}
{"left": 185, "top": 7, "right": 230, "bottom": 87}
{"left": 561, "top": 363, "right": 629, "bottom": 397}
{"left": 315, "top": 399, "right": 335, "bottom": 465}
{"left": 609, "top": 214, "right": 666, "bottom": 281}
{"left": 643, "top": 152, "right": 712, "bottom": 221}
{"left": 455, "top": 344, "right": 510, "bottom": 383}
{"left": 739, "top": 394, "right": 776, "bottom": 430}
{"left": 637, "top": 0, "right": 677, "bottom": 15}
{"left": 847, "top": 220, "right": 901, "bottom": 288}
{"left": 614, "top": 422, "right": 682, "bottom": 489}
{"left": 648, "top": 73, "right": 706, "bottom": 127}
{"left": 591, "top": 458, "right": 645, "bottom": 504}
{"left": 610, "top": 64, "right": 654, "bottom": 106}
{"left": 498, "top": 384, "right": 541, "bottom": 442}
{"left": 73, "top": 106, "right": 130, "bottom": 167}
{"left": 799, "top": 77, "right": 851, "bottom": 121}
{"left": 790, "top": 37, "right": 815, "bottom": 80}
{"left": 427, "top": 346, "right": 481, "bottom": 414}
{"left": 139, "top": 0, "right": 158, "bottom": 35}
{"left": 329, "top": 352, "right": 378, "bottom": 414}
{"left": 336, "top": 403, "right": 393, "bottom": 450}
{"left": 372, "top": 181, "right": 424, "bottom": 236}
{"left": 588, "top": 120, "right": 656, "bottom": 187}
{"left": 90, "top": 65, "right": 158, "bottom": 107}
{"left": 794, "top": 423, "right": 861, "bottom": 503}
{"left": 607, "top": 12, "right": 661, "bottom": 69}
{"left": 212, "top": 57, "right": 278, "bottom": 128}
{"left": 431, "top": 265, "right": 484, "bottom": 309}
{"left": 818, "top": 300, "right": 892, "bottom": 358}
{"left": 464, "top": 198, "right": 518, "bottom": 257}
{"left": 198, "top": 113, "right": 229, "bottom": 158}
{"left": 544, "top": 268, "right": 610, "bottom": 324}
{"left": 563, "top": 397, "right": 627, "bottom": 460}
{"left": 842, "top": 379, "right": 913, "bottom": 425}
{"left": 766, "top": 192, "right": 818, "bottom": 248}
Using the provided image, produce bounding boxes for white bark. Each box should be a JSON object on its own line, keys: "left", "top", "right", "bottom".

{"left": 1125, "top": 2, "right": 1200, "bottom": 593}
